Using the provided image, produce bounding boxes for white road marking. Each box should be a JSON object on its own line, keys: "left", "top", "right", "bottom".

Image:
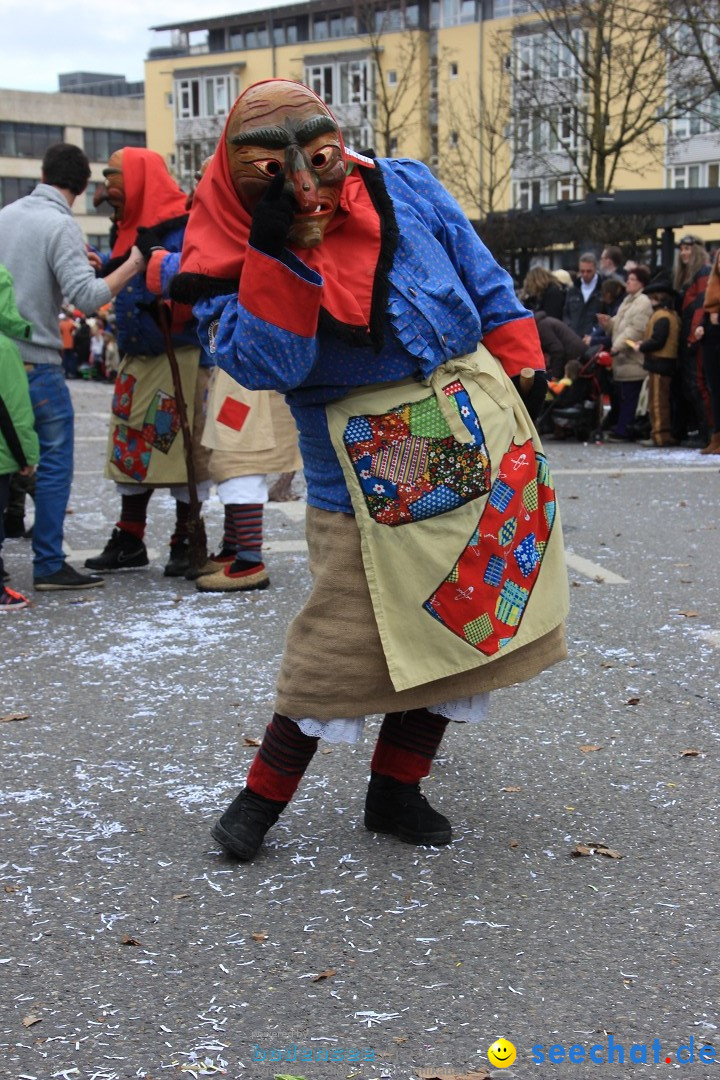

{"left": 66, "top": 548, "right": 161, "bottom": 561}
{"left": 270, "top": 501, "right": 307, "bottom": 521}
{"left": 265, "top": 539, "right": 309, "bottom": 554}
{"left": 66, "top": 501, "right": 628, "bottom": 582}
{"left": 565, "top": 551, "right": 628, "bottom": 585}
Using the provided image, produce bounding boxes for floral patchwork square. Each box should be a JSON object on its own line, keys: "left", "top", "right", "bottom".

{"left": 343, "top": 385, "right": 491, "bottom": 527}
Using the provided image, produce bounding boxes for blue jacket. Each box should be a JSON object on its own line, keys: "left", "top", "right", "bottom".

{"left": 193, "top": 159, "right": 539, "bottom": 512}
{"left": 104, "top": 223, "right": 197, "bottom": 357}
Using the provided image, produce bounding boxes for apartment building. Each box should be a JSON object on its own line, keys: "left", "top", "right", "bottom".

{"left": 0, "top": 84, "right": 145, "bottom": 250}
{"left": 143, "top": 0, "right": 720, "bottom": 228}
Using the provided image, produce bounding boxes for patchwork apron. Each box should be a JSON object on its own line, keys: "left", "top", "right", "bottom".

{"left": 325, "top": 344, "right": 568, "bottom": 693}
{"left": 105, "top": 346, "right": 200, "bottom": 486}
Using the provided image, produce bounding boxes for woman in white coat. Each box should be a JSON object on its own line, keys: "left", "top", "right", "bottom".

{"left": 597, "top": 265, "right": 653, "bottom": 441}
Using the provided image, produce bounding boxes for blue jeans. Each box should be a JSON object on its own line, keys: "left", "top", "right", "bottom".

{"left": 27, "top": 364, "right": 74, "bottom": 576}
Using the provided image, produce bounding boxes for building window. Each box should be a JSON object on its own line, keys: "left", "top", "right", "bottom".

{"left": 390, "top": 136, "right": 399, "bottom": 154}
{"left": 388, "top": 70, "right": 398, "bottom": 85}
{"left": 0, "top": 122, "right": 64, "bottom": 158}
{"left": 0, "top": 175, "right": 36, "bottom": 207}
{"left": 83, "top": 128, "right": 145, "bottom": 161}
{"left": 87, "top": 232, "right": 112, "bottom": 254}
{"left": 492, "top": 0, "right": 529, "bottom": 16}
{"left": 449, "top": 61, "right": 459, "bottom": 78}
{"left": 667, "top": 163, "right": 703, "bottom": 188}
{"left": 709, "top": 163, "right": 720, "bottom": 187}
{"left": 547, "top": 175, "right": 578, "bottom": 202}
{"left": 85, "top": 182, "right": 113, "bottom": 216}
{"left": 450, "top": 130, "right": 459, "bottom": 147}
{"left": 306, "top": 60, "right": 370, "bottom": 107}
{"left": 304, "top": 60, "right": 373, "bottom": 146}
{"left": 176, "top": 139, "right": 218, "bottom": 182}
{"left": 175, "top": 74, "right": 237, "bottom": 120}
{"left": 313, "top": 16, "right": 328, "bottom": 39}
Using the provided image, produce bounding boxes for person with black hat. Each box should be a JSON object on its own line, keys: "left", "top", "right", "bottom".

{"left": 627, "top": 278, "right": 681, "bottom": 447}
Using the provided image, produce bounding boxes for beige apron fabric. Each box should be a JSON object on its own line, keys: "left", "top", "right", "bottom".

{"left": 325, "top": 344, "right": 568, "bottom": 692}
{"left": 274, "top": 505, "right": 567, "bottom": 720}
{"left": 202, "top": 367, "right": 301, "bottom": 482}
{"left": 105, "top": 346, "right": 207, "bottom": 487}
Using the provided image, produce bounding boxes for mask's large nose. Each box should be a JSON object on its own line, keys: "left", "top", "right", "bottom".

{"left": 284, "top": 144, "right": 318, "bottom": 213}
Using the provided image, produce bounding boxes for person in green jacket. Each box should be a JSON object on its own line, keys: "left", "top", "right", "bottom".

{"left": 0, "top": 265, "right": 39, "bottom": 610}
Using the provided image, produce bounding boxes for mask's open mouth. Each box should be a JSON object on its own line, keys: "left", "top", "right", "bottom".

{"left": 295, "top": 198, "right": 335, "bottom": 219}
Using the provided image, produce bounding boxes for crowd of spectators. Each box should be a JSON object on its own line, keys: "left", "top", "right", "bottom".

{"left": 520, "top": 237, "right": 720, "bottom": 452}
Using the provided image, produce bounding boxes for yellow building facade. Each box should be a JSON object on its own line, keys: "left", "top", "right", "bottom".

{"left": 143, "top": 0, "right": 720, "bottom": 246}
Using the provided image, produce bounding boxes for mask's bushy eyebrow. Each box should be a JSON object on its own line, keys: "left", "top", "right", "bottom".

{"left": 229, "top": 127, "right": 290, "bottom": 149}
{"left": 296, "top": 116, "right": 338, "bottom": 143}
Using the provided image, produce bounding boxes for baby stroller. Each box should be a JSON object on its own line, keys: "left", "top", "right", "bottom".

{"left": 536, "top": 349, "right": 610, "bottom": 441}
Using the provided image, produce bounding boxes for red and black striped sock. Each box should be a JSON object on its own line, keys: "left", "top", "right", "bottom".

{"left": 117, "top": 489, "right": 153, "bottom": 540}
{"left": 370, "top": 708, "right": 450, "bottom": 784}
{"left": 246, "top": 713, "right": 319, "bottom": 802}
{"left": 228, "top": 503, "right": 264, "bottom": 566}
{"left": 221, "top": 504, "right": 238, "bottom": 554}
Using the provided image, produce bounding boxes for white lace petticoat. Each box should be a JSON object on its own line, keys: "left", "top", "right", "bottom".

{"left": 293, "top": 692, "right": 490, "bottom": 744}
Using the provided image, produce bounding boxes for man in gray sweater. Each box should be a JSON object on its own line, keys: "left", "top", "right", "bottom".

{"left": 0, "top": 143, "right": 144, "bottom": 590}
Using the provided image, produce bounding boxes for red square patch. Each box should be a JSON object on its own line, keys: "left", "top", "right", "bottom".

{"left": 216, "top": 395, "right": 251, "bottom": 432}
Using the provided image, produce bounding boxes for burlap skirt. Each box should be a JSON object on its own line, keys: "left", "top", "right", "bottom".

{"left": 275, "top": 505, "right": 567, "bottom": 720}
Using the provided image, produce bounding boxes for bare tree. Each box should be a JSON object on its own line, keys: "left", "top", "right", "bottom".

{"left": 508, "top": 0, "right": 703, "bottom": 194}
{"left": 438, "top": 41, "right": 515, "bottom": 216}
{"left": 353, "top": 2, "right": 432, "bottom": 157}
{"left": 665, "top": 1, "right": 720, "bottom": 96}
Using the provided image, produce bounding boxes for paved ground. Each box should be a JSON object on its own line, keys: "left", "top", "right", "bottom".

{"left": 1, "top": 380, "right": 719, "bottom": 1080}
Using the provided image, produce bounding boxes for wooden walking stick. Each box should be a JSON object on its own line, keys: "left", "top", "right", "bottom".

{"left": 157, "top": 301, "right": 208, "bottom": 573}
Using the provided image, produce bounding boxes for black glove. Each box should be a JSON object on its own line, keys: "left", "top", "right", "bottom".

{"left": 248, "top": 171, "right": 297, "bottom": 258}
{"left": 135, "top": 226, "right": 166, "bottom": 261}
{"left": 512, "top": 369, "right": 548, "bottom": 424}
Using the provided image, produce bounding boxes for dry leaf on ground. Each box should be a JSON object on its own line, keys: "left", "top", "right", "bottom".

{"left": 580, "top": 744, "right": 604, "bottom": 753}
{"left": 571, "top": 843, "right": 594, "bottom": 857}
{"left": 121, "top": 935, "right": 142, "bottom": 946}
{"left": 311, "top": 969, "right": 337, "bottom": 982}
{"left": 251, "top": 931, "right": 268, "bottom": 942}
{"left": 680, "top": 748, "right": 703, "bottom": 757}
{"left": 1, "top": 712, "right": 30, "bottom": 723}
{"left": 594, "top": 843, "right": 623, "bottom": 859}
{"left": 22, "top": 1015, "right": 42, "bottom": 1027}
{"left": 677, "top": 610, "right": 700, "bottom": 618}
{"left": 626, "top": 697, "right": 640, "bottom": 706}
{"left": 242, "top": 735, "right": 261, "bottom": 746}
{"left": 501, "top": 785, "right": 523, "bottom": 792}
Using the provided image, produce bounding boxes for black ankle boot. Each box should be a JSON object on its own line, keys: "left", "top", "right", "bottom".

{"left": 211, "top": 788, "right": 288, "bottom": 860}
{"left": 163, "top": 537, "right": 191, "bottom": 577}
{"left": 364, "top": 771, "right": 452, "bottom": 846}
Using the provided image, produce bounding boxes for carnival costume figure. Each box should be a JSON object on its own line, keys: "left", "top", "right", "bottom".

{"left": 172, "top": 80, "right": 569, "bottom": 860}
{"left": 86, "top": 148, "right": 211, "bottom": 578}
{"left": 145, "top": 158, "right": 301, "bottom": 591}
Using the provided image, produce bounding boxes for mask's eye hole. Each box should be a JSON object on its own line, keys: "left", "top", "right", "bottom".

{"left": 310, "top": 145, "right": 339, "bottom": 170}
{"left": 255, "top": 159, "right": 283, "bottom": 177}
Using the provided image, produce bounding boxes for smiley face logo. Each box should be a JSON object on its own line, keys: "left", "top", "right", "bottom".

{"left": 487, "top": 1038, "right": 517, "bottom": 1068}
